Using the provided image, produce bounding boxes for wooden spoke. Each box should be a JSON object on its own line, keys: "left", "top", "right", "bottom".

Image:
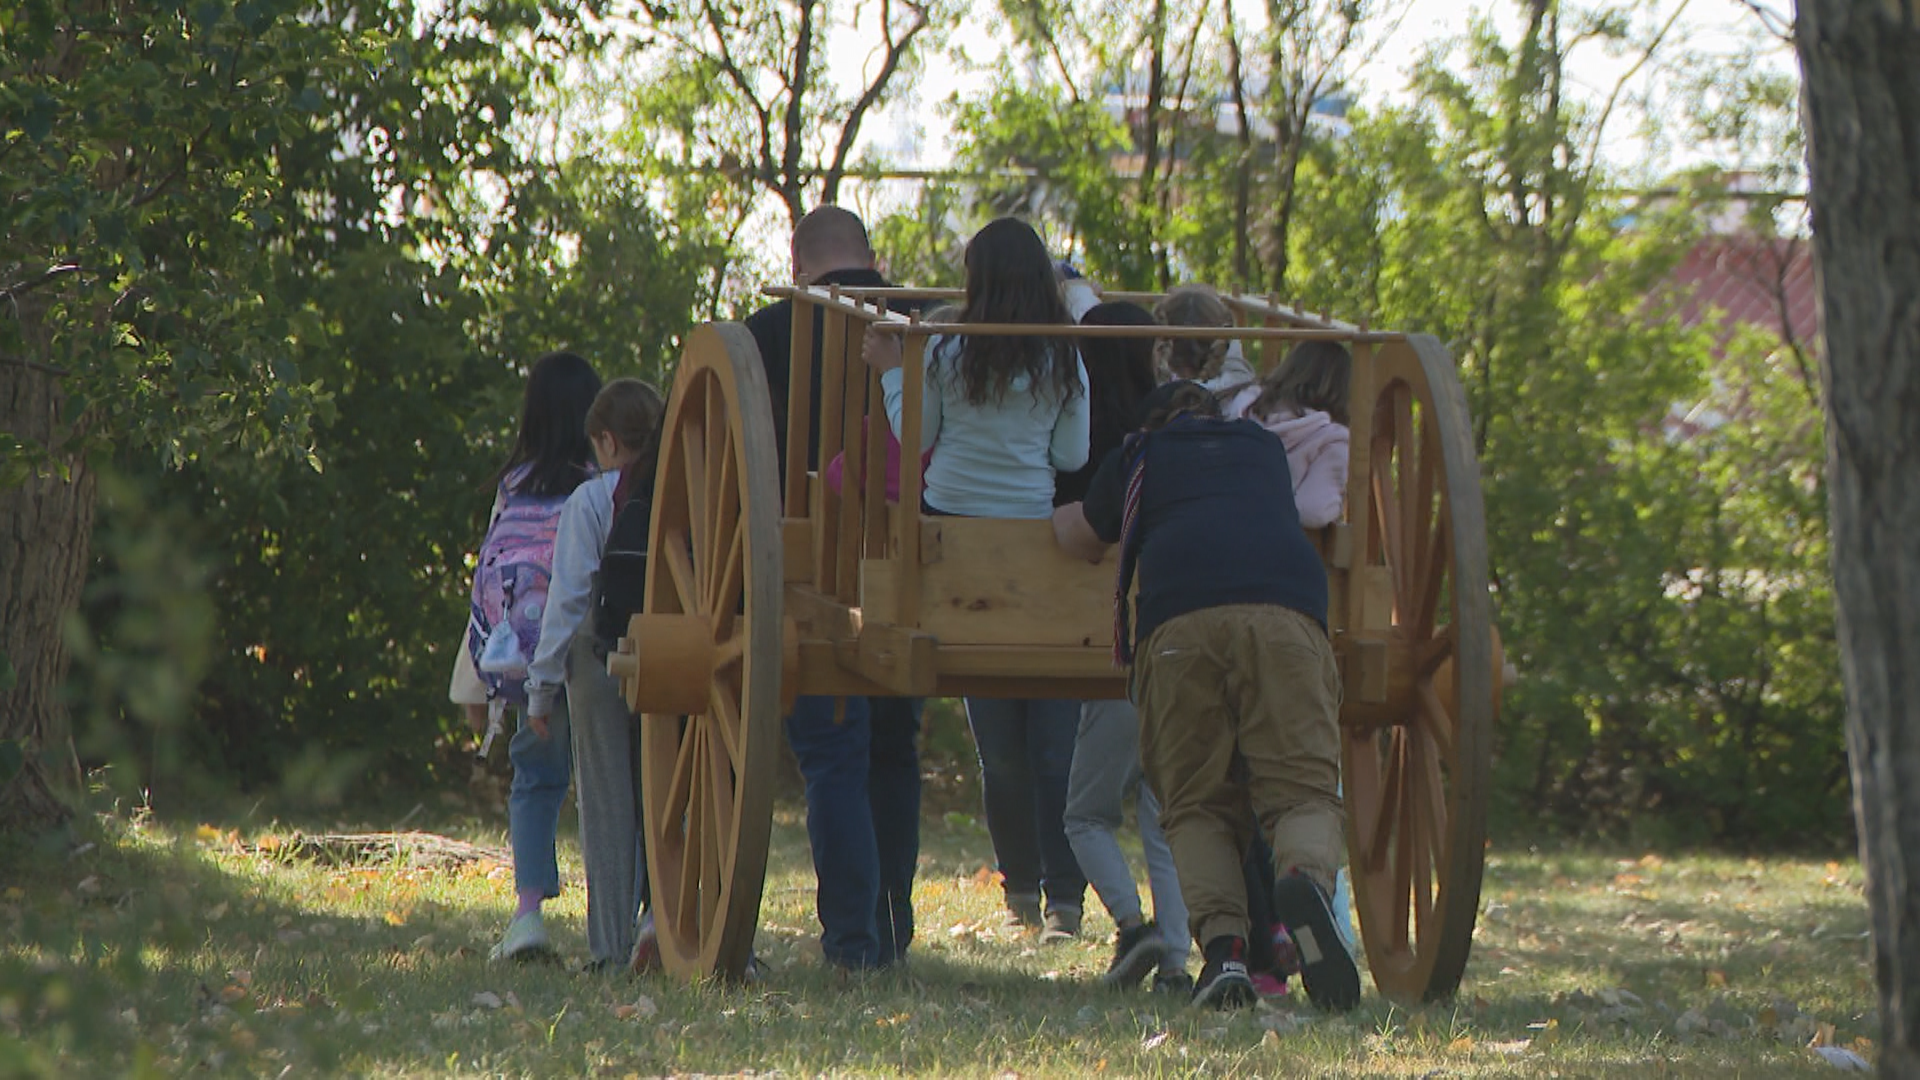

{"left": 1414, "top": 680, "right": 1458, "bottom": 765}
{"left": 675, "top": 728, "right": 707, "bottom": 927}
{"left": 707, "top": 680, "right": 743, "bottom": 769}
{"left": 682, "top": 420, "right": 709, "bottom": 582}
{"left": 1393, "top": 383, "right": 1417, "bottom": 600}
{"left": 713, "top": 630, "right": 746, "bottom": 669}
{"left": 1369, "top": 729, "right": 1406, "bottom": 871}
{"left": 661, "top": 717, "right": 697, "bottom": 824}
{"left": 1413, "top": 502, "right": 1452, "bottom": 639}
{"left": 662, "top": 535, "right": 700, "bottom": 617}
{"left": 708, "top": 503, "right": 744, "bottom": 631}
{"left": 1371, "top": 443, "right": 1404, "bottom": 604}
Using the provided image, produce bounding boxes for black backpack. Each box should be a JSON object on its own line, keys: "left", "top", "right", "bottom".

{"left": 591, "top": 482, "right": 653, "bottom": 653}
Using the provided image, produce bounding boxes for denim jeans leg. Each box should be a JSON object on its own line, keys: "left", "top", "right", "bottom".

{"left": 1136, "top": 781, "right": 1190, "bottom": 968}
{"left": 508, "top": 693, "right": 573, "bottom": 900}
{"left": 868, "top": 696, "right": 923, "bottom": 965}
{"left": 1064, "top": 699, "right": 1145, "bottom": 926}
{"left": 1023, "top": 697, "right": 1087, "bottom": 912}
{"left": 785, "top": 695, "right": 881, "bottom": 969}
{"left": 965, "top": 697, "right": 1043, "bottom": 899}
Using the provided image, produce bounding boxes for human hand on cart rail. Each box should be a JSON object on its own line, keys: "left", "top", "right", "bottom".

{"left": 861, "top": 328, "right": 904, "bottom": 373}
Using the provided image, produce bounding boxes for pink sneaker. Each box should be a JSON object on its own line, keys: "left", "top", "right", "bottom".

{"left": 1250, "top": 972, "right": 1290, "bottom": 998}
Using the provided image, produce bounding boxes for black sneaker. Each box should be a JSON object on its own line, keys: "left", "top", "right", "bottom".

{"left": 1272, "top": 873, "right": 1361, "bottom": 1012}
{"left": 1101, "top": 921, "right": 1169, "bottom": 988}
{"left": 1150, "top": 969, "right": 1194, "bottom": 996}
{"left": 1190, "top": 936, "right": 1257, "bottom": 1009}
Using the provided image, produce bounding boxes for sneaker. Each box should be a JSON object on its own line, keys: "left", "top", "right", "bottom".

{"left": 1040, "top": 904, "right": 1082, "bottom": 943}
{"left": 1268, "top": 921, "right": 1301, "bottom": 977}
{"left": 629, "top": 911, "right": 660, "bottom": 975}
{"left": 1272, "top": 873, "right": 1362, "bottom": 1012}
{"left": 1101, "top": 921, "right": 1169, "bottom": 988}
{"left": 1004, "top": 892, "right": 1043, "bottom": 932}
{"left": 1151, "top": 969, "right": 1194, "bottom": 996}
{"left": 489, "top": 910, "right": 552, "bottom": 963}
{"left": 1250, "top": 971, "right": 1290, "bottom": 998}
{"left": 1191, "top": 936, "right": 1257, "bottom": 1009}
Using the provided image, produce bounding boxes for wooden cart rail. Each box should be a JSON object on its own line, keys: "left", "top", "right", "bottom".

{"left": 612, "top": 285, "right": 1499, "bottom": 1007}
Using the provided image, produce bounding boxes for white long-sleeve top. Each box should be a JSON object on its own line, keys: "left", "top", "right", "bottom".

{"left": 880, "top": 334, "right": 1091, "bottom": 519}
{"left": 524, "top": 472, "right": 618, "bottom": 717}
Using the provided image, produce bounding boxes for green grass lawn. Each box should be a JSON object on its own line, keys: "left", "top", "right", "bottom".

{"left": 0, "top": 772, "right": 1876, "bottom": 1078}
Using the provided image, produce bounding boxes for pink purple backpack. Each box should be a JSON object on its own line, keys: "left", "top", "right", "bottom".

{"left": 467, "top": 466, "right": 570, "bottom": 706}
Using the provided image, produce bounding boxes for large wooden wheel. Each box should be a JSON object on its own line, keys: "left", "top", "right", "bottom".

{"left": 1343, "top": 334, "right": 1497, "bottom": 1005}
{"left": 627, "top": 323, "right": 784, "bottom": 982}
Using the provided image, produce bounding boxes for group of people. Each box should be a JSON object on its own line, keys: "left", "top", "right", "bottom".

{"left": 448, "top": 204, "right": 1365, "bottom": 1011}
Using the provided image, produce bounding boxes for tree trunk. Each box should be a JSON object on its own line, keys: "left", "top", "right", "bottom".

{"left": 1794, "top": 1, "right": 1920, "bottom": 1073}
{"left": 0, "top": 304, "right": 93, "bottom": 830}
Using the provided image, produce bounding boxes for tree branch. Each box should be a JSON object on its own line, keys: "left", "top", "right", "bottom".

{"left": 823, "top": 0, "right": 929, "bottom": 204}
{"left": 0, "top": 353, "right": 71, "bottom": 378}
{"left": 1, "top": 264, "right": 83, "bottom": 303}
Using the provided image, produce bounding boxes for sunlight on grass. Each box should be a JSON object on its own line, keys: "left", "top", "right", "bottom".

{"left": 0, "top": 801, "right": 1877, "bottom": 1077}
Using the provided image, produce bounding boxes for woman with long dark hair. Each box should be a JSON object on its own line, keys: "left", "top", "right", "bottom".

{"left": 864, "top": 217, "right": 1091, "bottom": 941}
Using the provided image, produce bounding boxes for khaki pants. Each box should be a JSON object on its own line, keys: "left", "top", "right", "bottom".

{"left": 1134, "top": 604, "right": 1343, "bottom": 948}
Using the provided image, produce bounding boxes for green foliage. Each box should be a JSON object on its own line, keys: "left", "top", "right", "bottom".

{"left": 8, "top": 1, "right": 712, "bottom": 794}
{"left": 913, "top": 2, "right": 1843, "bottom": 844}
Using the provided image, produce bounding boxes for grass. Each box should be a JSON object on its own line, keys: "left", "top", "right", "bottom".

{"left": 0, "top": 768, "right": 1877, "bottom": 1078}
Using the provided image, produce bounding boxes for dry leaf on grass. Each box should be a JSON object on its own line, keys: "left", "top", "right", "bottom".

{"left": 1812, "top": 1046, "right": 1871, "bottom": 1071}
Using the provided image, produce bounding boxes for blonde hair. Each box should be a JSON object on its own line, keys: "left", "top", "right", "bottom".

{"left": 587, "top": 378, "right": 666, "bottom": 475}
{"left": 1153, "top": 284, "right": 1234, "bottom": 381}
{"left": 1245, "top": 341, "right": 1352, "bottom": 427}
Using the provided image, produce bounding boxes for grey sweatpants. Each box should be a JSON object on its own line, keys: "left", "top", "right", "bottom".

{"left": 566, "top": 632, "right": 647, "bottom": 965}
{"left": 1063, "top": 698, "right": 1190, "bottom": 970}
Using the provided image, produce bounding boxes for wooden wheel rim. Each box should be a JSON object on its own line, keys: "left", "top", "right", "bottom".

{"left": 1343, "top": 335, "right": 1496, "bottom": 1004}
{"left": 641, "top": 323, "right": 784, "bottom": 982}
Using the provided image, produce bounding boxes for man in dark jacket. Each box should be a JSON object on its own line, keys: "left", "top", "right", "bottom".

{"left": 1055, "top": 380, "right": 1359, "bottom": 1012}
{"left": 744, "top": 206, "right": 922, "bottom": 973}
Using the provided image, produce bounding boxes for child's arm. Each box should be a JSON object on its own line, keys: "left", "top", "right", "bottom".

{"left": 1047, "top": 355, "right": 1092, "bottom": 472}
{"left": 524, "top": 474, "right": 617, "bottom": 730}
{"left": 1051, "top": 503, "right": 1109, "bottom": 563}
{"left": 1292, "top": 428, "right": 1350, "bottom": 530}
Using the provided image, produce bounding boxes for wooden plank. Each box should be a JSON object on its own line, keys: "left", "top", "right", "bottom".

{"left": 834, "top": 625, "right": 938, "bottom": 695}
{"left": 784, "top": 583, "right": 860, "bottom": 643}
{"left": 781, "top": 517, "right": 812, "bottom": 584}
{"left": 1344, "top": 339, "right": 1377, "bottom": 641}
{"left": 834, "top": 312, "right": 870, "bottom": 604}
{"left": 933, "top": 644, "right": 1119, "bottom": 679}
{"left": 894, "top": 329, "right": 930, "bottom": 627}
{"left": 783, "top": 300, "right": 817, "bottom": 512}
{"left": 815, "top": 299, "right": 849, "bottom": 595}
{"left": 861, "top": 517, "right": 1118, "bottom": 648}
{"left": 1344, "top": 636, "right": 1391, "bottom": 704}
{"left": 1359, "top": 565, "right": 1396, "bottom": 632}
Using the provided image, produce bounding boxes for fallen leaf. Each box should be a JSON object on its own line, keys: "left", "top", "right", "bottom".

{"left": 384, "top": 910, "right": 409, "bottom": 927}
{"left": 1705, "top": 968, "right": 1729, "bottom": 988}
{"left": 1449, "top": 1036, "right": 1474, "bottom": 1053}
{"left": 1142, "top": 1031, "right": 1171, "bottom": 1050}
{"left": 1812, "top": 1021, "right": 1838, "bottom": 1048}
{"left": 473, "top": 991, "right": 505, "bottom": 1010}
{"left": 1527, "top": 1018, "right": 1560, "bottom": 1050}
{"left": 1812, "top": 1046, "right": 1871, "bottom": 1071}
{"left": 204, "top": 902, "right": 230, "bottom": 921}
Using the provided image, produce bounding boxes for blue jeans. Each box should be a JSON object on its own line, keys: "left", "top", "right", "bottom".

{"left": 786, "top": 695, "right": 883, "bottom": 969}
{"left": 508, "top": 692, "right": 572, "bottom": 899}
{"left": 869, "top": 697, "right": 923, "bottom": 964}
{"left": 964, "top": 697, "right": 1087, "bottom": 912}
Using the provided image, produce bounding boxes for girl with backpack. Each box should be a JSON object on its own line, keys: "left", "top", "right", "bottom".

{"left": 524, "top": 377, "right": 666, "bottom": 973}
{"left": 862, "top": 217, "right": 1092, "bottom": 941}
{"left": 464, "top": 351, "right": 603, "bottom": 963}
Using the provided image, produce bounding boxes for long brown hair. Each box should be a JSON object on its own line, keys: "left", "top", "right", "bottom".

{"left": 953, "top": 217, "right": 1079, "bottom": 406}
{"left": 1244, "top": 340, "right": 1352, "bottom": 426}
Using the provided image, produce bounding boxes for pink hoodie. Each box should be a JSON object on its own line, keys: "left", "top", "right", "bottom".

{"left": 1223, "top": 385, "right": 1350, "bottom": 529}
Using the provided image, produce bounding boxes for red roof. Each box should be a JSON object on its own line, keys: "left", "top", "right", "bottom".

{"left": 1668, "top": 236, "right": 1819, "bottom": 352}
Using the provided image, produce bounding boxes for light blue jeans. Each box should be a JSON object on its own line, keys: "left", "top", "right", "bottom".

{"left": 1064, "top": 698, "right": 1189, "bottom": 970}
{"left": 508, "top": 689, "right": 572, "bottom": 900}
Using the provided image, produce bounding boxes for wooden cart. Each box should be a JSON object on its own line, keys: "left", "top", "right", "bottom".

{"left": 606, "top": 285, "right": 1501, "bottom": 1005}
